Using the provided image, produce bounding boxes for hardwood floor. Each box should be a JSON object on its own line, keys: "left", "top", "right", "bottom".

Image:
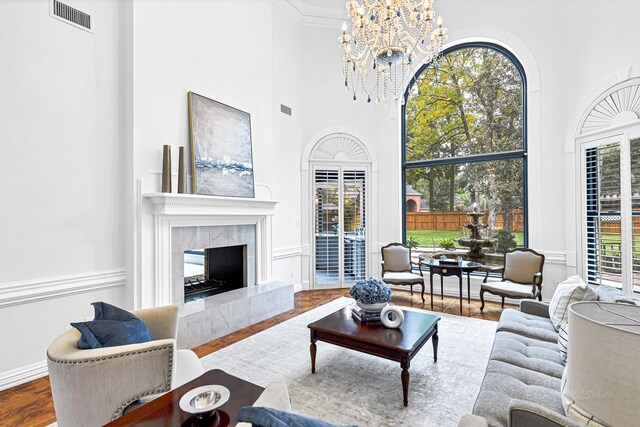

{"left": 0, "top": 289, "right": 510, "bottom": 427}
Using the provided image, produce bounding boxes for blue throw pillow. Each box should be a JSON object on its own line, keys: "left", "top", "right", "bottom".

{"left": 71, "top": 302, "right": 153, "bottom": 349}
{"left": 237, "top": 407, "right": 357, "bottom": 427}
{"left": 92, "top": 301, "right": 138, "bottom": 321}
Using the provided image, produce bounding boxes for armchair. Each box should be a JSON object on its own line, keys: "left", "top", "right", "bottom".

{"left": 47, "top": 305, "right": 205, "bottom": 427}
{"left": 480, "top": 248, "right": 545, "bottom": 311}
{"left": 381, "top": 242, "right": 425, "bottom": 302}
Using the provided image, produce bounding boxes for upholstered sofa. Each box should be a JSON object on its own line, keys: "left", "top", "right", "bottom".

{"left": 459, "top": 300, "right": 583, "bottom": 427}
{"left": 460, "top": 292, "right": 638, "bottom": 427}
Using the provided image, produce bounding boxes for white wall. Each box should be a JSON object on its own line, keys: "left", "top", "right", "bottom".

{"left": 0, "top": 0, "right": 126, "bottom": 386}
{"left": 297, "top": 0, "right": 640, "bottom": 298}
{"left": 129, "top": 0, "right": 304, "bottom": 304}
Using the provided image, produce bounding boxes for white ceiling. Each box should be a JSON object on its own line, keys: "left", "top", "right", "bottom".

{"left": 299, "top": 0, "right": 346, "bottom": 10}
{"left": 286, "top": 0, "right": 347, "bottom": 22}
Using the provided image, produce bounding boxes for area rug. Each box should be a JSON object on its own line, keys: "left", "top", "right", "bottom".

{"left": 200, "top": 297, "right": 497, "bottom": 426}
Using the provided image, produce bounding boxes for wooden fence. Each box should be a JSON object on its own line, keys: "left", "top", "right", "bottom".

{"left": 406, "top": 210, "right": 524, "bottom": 233}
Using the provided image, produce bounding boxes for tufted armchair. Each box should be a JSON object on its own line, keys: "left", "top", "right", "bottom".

{"left": 47, "top": 305, "right": 205, "bottom": 427}
{"left": 480, "top": 248, "right": 545, "bottom": 311}
{"left": 381, "top": 242, "right": 425, "bottom": 302}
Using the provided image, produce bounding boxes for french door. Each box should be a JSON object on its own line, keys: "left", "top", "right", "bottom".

{"left": 582, "top": 130, "right": 640, "bottom": 294}
{"left": 313, "top": 166, "right": 367, "bottom": 288}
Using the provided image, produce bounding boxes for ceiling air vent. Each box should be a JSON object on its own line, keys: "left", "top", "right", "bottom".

{"left": 50, "top": 0, "right": 92, "bottom": 33}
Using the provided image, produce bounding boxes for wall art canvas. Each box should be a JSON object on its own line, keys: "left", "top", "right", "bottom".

{"left": 188, "top": 92, "right": 255, "bottom": 197}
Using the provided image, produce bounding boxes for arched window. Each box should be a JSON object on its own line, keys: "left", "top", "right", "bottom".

{"left": 402, "top": 43, "right": 528, "bottom": 257}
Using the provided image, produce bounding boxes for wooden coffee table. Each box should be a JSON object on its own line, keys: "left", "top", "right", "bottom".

{"left": 106, "top": 369, "right": 264, "bottom": 426}
{"left": 308, "top": 306, "right": 440, "bottom": 407}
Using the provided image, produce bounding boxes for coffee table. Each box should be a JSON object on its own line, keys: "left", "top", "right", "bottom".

{"left": 105, "top": 369, "right": 264, "bottom": 426}
{"left": 308, "top": 306, "right": 440, "bottom": 407}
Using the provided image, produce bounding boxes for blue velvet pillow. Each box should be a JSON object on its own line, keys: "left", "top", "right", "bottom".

{"left": 71, "top": 302, "right": 153, "bottom": 349}
{"left": 237, "top": 407, "right": 356, "bottom": 427}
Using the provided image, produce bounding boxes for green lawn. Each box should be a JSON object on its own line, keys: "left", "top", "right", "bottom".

{"left": 406, "top": 229, "right": 525, "bottom": 248}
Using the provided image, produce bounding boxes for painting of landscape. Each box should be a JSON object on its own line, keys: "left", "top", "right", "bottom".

{"left": 188, "top": 92, "right": 255, "bottom": 197}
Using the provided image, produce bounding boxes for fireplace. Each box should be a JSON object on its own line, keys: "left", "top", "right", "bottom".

{"left": 183, "top": 245, "right": 247, "bottom": 302}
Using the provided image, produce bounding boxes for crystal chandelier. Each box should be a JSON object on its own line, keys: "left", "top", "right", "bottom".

{"left": 338, "top": 0, "right": 447, "bottom": 104}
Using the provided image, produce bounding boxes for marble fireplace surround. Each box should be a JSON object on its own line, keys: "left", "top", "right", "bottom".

{"left": 144, "top": 193, "right": 294, "bottom": 348}
{"left": 172, "top": 224, "right": 256, "bottom": 303}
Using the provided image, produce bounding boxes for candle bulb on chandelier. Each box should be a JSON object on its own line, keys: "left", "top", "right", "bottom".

{"left": 342, "top": 21, "right": 347, "bottom": 34}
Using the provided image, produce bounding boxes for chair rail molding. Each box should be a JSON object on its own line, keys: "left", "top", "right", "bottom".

{"left": 273, "top": 245, "right": 303, "bottom": 260}
{"left": 0, "top": 269, "right": 126, "bottom": 308}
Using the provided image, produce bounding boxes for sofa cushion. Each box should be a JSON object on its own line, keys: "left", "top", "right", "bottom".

{"left": 382, "top": 272, "right": 423, "bottom": 282}
{"left": 473, "top": 360, "right": 564, "bottom": 427}
{"left": 496, "top": 308, "right": 558, "bottom": 343}
{"left": 490, "top": 331, "right": 565, "bottom": 379}
{"left": 548, "top": 276, "right": 596, "bottom": 330}
{"left": 481, "top": 281, "right": 534, "bottom": 298}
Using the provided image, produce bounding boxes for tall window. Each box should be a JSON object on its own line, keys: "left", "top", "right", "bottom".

{"left": 584, "top": 137, "right": 640, "bottom": 292}
{"left": 402, "top": 43, "right": 528, "bottom": 260}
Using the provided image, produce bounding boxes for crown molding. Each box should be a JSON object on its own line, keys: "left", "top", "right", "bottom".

{"left": 274, "top": 0, "right": 345, "bottom": 28}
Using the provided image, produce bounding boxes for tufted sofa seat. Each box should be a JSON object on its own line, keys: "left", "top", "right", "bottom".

{"left": 459, "top": 300, "right": 584, "bottom": 427}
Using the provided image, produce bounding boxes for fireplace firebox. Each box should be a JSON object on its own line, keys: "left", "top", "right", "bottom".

{"left": 183, "top": 245, "right": 247, "bottom": 302}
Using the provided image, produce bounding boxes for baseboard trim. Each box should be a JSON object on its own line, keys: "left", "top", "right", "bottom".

{"left": 273, "top": 246, "right": 303, "bottom": 260}
{"left": 293, "top": 283, "right": 303, "bottom": 293}
{"left": 0, "top": 360, "right": 48, "bottom": 391}
{"left": 0, "top": 269, "right": 126, "bottom": 308}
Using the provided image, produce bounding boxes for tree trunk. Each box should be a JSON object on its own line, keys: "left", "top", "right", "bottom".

{"left": 428, "top": 168, "right": 434, "bottom": 211}
{"left": 449, "top": 165, "right": 455, "bottom": 211}
{"left": 503, "top": 210, "right": 511, "bottom": 233}
{"left": 487, "top": 180, "right": 497, "bottom": 236}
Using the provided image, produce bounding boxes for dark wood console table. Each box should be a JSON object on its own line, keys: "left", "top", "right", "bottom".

{"left": 419, "top": 259, "right": 482, "bottom": 313}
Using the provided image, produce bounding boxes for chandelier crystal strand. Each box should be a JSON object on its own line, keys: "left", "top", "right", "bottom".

{"left": 338, "top": 0, "right": 447, "bottom": 104}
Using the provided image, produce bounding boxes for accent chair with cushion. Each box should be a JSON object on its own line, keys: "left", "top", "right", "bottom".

{"left": 480, "top": 248, "right": 545, "bottom": 311}
{"left": 47, "top": 305, "right": 205, "bottom": 427}
{"left": 381, "top": 242, "right": 425, "bottom": 302}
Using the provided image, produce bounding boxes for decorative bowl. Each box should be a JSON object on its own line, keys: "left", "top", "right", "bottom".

{"left": 179, "top": 385, "right": 230, "bottom": 415}
{"left": 356, "top": 301, "right": 388, "bottom": 313}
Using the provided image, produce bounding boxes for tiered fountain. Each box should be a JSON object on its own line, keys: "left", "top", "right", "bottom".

{"left": 455, "top": 204, "right": 497, "bottom": 260}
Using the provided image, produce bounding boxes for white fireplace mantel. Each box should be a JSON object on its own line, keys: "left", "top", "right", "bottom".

{"left": 144, "top": 193, "right": 279, "bottom": 216}
{"left": 141, "top": 192, "right": 279, "bottom": 307}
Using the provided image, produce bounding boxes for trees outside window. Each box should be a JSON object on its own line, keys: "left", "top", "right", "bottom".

{"left": 402, "top": 44, "right": 527, "bottom": 256}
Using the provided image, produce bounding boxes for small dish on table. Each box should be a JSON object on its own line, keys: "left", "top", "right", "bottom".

{"left": 179, "top": 384, "right": 230, "bottom": 424}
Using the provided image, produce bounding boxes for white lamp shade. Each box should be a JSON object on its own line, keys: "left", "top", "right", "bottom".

{"left": 562, "top": 301, "right": 640, "bottom": 427}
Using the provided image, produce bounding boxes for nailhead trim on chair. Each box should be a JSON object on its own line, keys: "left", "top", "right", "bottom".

{"left": 47, "top": 344, "right": 174, "bottom": 421}
{"left": 110, "top": 345, "right": 174, "bottom": 420}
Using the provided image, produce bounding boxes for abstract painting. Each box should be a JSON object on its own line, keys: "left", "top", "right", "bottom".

{"left": 188, "top": 92, "right": 255, "bottom": 197}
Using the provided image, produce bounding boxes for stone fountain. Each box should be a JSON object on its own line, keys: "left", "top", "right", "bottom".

{"left": 455, "top": 205, "right": 497, "bottom": 260}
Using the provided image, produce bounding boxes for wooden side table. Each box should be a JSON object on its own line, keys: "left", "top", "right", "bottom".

{"left": 106, "top": 369, "right": 264, "bottom": 426}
